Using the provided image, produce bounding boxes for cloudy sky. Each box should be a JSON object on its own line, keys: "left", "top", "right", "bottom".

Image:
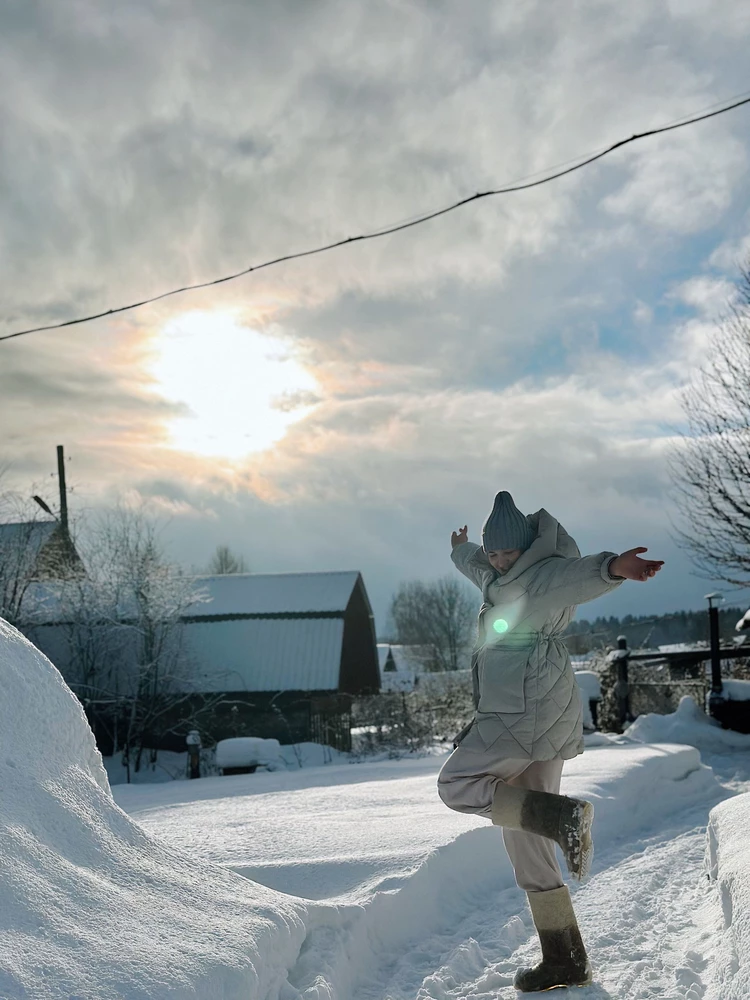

{"left": 3, "top": 0, "right": 750, "bottom": 633}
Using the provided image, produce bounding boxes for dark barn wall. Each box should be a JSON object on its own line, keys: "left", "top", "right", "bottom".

{"left": 142, "top": 690, "right": 353, "bottom": 753}
{"left": 339, "top": 575, "right": 380, "bottom": 695}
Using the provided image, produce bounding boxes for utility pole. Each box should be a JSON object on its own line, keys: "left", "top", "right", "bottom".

{"left": 57, "top": 445, "right": 68, "bottom": 535}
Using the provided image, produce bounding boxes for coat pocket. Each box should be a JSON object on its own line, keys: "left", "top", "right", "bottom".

{"left": 476, "top": 644, "right": 530, "bottom": 714}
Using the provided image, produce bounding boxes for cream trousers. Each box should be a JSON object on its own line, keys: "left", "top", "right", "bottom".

{"left": 438, "top": 740, "right": 565, "bottom": 893}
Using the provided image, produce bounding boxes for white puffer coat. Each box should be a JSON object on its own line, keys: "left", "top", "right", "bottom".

{"left": 451, "top": 508, "right": 622, "bottom": 761}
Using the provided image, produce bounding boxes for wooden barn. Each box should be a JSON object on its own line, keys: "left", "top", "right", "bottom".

{"left": 19, "top": 569, "right": 379, "bottom": 754}
{"left": 167, "top": 570, "right": 380, "bottom": 752}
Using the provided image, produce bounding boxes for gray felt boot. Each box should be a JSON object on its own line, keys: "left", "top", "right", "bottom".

{"left": 491, "top": 784, "right": 594, "bottom": 881}
{"left": 514, "top": 885, "right": 592, "bottom": 993}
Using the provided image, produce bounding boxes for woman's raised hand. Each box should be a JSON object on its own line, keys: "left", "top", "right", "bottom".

{"left": 610, "top": 547, "right": 665, "bottom": 582}
{"left": 451, "top": 525, "right": 469, "bottom": 549}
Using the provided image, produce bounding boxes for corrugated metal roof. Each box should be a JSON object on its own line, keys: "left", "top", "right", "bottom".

{"left": 0, "top": 520, "right": 57, "bottom": 545}
{"left": 187, "top": 571, "right": 361, "bottom": 617}
{"left": 0, "top": 521, "right": 83, "bottom": 584}
{"left": 0, "top": 521, "right": 57, "bottom": 571}
{"left": 181, "top": 617, "right": 345, "bottom": 692}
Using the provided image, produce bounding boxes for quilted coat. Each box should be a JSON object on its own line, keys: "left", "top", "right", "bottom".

{"left": 451, "top": 508, "right": 623, "bottom": 761}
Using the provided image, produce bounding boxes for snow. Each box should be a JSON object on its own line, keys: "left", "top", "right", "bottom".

{"left": 0, "top": 618, "right": 305, "bottom": 1000}
{"left": 659, "top": 642, "right": 706, "bottom": 653}
{"left": 379, "top": 669, "right": 415, "bottom": 692}
{"left": 5, "top": 621, "right": 750, "bottom": 999}
{"left": 607, "top": 646, "right": 630, "bottom": 661}
{"left": 111, "top": 740, "right": 726, "bottom": 997}
{"left": 573, "top": 669, "right": 602, "bottom": 701}
{"left": 706, "top": 793, "right": 750, "bottom": 999}
{"left": 624, "top": 694, "right": 750, "bottom": 752}
{"left": 574, "top": 669, "right": 601, "bottom": 729}
{"left": 722, "top": 678, "right": 750, "bottom": 701}
{"left": 188, "top": 570, "right": 360, "bottom": 616}
{"left": 377, "top": 643, "right": 427, "bottom": 691}
{"left": 102, "top": 741, "right": 350, "bottom": 785}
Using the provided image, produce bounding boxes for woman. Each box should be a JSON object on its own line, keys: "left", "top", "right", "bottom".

{"left": 438, "top": 491, "right": 663, "bottom": 992}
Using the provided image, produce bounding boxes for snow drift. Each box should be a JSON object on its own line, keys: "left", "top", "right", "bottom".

{"left": 706, "top": 792, "right": 750, "bottom": 999}
{"left": 624, "top": 695, "right": 750, "bottom": 752}
{"left": 0, "top": 619, "right": 305, "bottom": 1000}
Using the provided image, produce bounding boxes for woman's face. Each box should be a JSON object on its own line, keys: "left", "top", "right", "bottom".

{"left": 486, "top": 548, "right": 523, "bottom": 574}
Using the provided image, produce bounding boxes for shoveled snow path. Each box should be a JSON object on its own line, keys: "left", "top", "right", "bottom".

{"left": 355, "top": 761, "right": 748, "bottom": 1000}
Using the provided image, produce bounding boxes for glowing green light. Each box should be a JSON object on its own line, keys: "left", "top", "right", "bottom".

{"left": 493, "top": 619, "right": 509, "bottom": 634}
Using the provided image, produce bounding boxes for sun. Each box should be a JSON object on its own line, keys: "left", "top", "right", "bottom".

{"left": 149, "top": 311, "right": 319, "bottom": 458}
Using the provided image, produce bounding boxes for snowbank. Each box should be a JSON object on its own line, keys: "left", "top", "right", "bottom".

{"left": 0, "top": 619, "right": 305, "bottom": 1000}
{"left": 706, "top": 793, "right": 750, "bottom": 999}
{"left": 574, "top": 669, "right": 601, "bottom": 701}
{"left": 115, "top": 737, "right": 724, "bottom": 998}
{"left": 624, "top": 695, "right": 750, "bottom": 752}
{"left": 118, "top": 739, "right": 722, "bottom": 903}
{"left": 722, "top": 679, "right": 750, "bottom": 701}
{"left": 574, "top": 670, "right": 601, "bottom": 729}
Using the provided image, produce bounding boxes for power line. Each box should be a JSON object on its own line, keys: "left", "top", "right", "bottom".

{"left": 3, "top": 91, "right": 750, "bottom": 344}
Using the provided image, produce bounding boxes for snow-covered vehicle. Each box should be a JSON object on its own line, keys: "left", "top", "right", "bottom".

{"left": 214, "top": 736, "right": 283, "bottom": 774}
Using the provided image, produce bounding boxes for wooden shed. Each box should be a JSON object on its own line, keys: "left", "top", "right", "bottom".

{"left": 171, "top": 570, "right": 380, "bottom": 751}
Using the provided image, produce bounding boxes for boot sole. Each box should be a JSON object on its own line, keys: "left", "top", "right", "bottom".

{"left": 563, "top": 801, "right": 594, "bottom": 881}
{"left": 514, "top": 969, "right": 593, "bottom": 992}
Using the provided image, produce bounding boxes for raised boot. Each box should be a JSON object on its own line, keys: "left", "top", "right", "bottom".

{"left": 514, "top": 885, "right": 592, "bottom": 992}
{"left": 491, "top": 784, "right": 594, "bottom": 880}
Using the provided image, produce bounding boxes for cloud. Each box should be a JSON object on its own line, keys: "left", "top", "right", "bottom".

{"left": 3, "top": 0, "right": 750, "bottom": 624}
{"left": 670, "top": 275, "right": 738, "bottom": 317}
{"left": 708, "top": 224, "right": 750, "bottom": 272}
{"left": 600, "top": 128, "right": 747, "bottom": 234}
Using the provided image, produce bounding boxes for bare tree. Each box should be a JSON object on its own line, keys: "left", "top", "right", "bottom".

{"left": 207, "top": 544, "right": 248, "bottom": 574}
{"left": 32, "top": 507, "right": 219, "bottom": 780}
{"left": 668, "top": 262, "right": 750, "bottom": 588}
{"left": 389, "top": 575, "right": 476, "bottom": 671}
{"left": 0, "top": 475, "right": 55, "bottom": 626}
{"left": 94, "top": 508, "right": 213, "bottom": 776}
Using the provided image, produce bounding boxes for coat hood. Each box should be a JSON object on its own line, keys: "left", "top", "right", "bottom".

{"left": 499, "top": 509, "right": 580, "bottom": 585}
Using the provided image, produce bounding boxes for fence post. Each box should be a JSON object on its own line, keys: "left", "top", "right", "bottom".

{"left": 706, "top": 594, "right": 724, "bottom": 718}
{"left": 186, "top": 729, "right": 201, "bottom": 779}
{"left": 614, "top": 634, "right": 631, "bottom": 731}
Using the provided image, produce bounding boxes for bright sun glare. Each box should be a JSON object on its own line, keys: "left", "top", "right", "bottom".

{"left": 150, "top": 311, "right": 319, "bottom": 458}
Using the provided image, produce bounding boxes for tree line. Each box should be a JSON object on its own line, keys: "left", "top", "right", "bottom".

{"left": 385, "top": 576, "right": 748, "bottom": 666}
{"left": 564, "top": 606, "right": 745, "bottom": 654}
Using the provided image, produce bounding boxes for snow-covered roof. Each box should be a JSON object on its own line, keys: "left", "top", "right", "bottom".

{"left": 187, "top": 571, "right": 361, "bottom": 617}
{"left": 0, "top": 521, "right": 57, "bottom": 579}
{"left": 376, "top": 643, "right": 431, "bottom": 673}
{"left": 0, "top": 520, "right": 57, "bottom": 550}
{"left": 657, "top": 643, "right": 705, "bottom": 653}
{"left": 181, "top": 617, "right": 346, "bottom": 692}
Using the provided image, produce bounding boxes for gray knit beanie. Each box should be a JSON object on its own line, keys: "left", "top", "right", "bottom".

{"left": 481, "top": 491, "right": 535, "bottom": 553}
